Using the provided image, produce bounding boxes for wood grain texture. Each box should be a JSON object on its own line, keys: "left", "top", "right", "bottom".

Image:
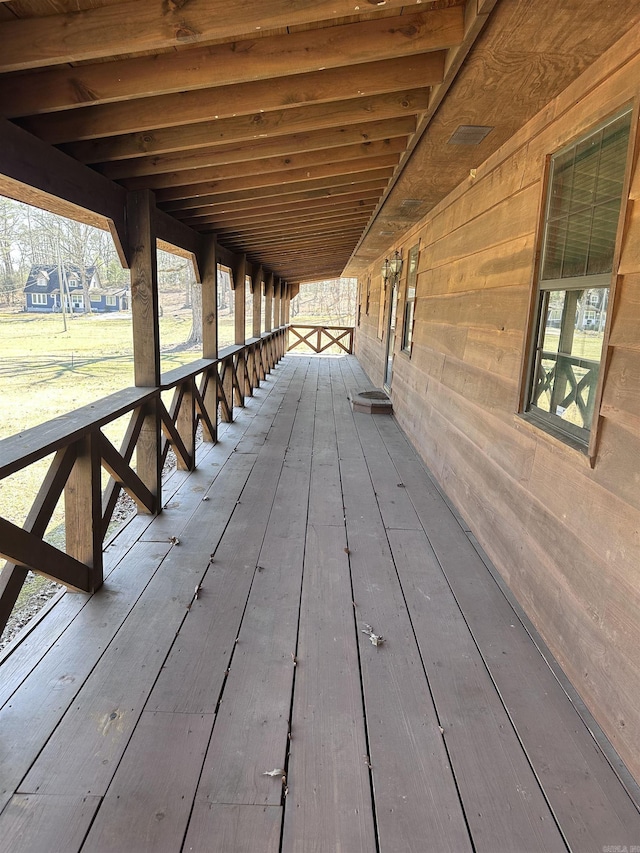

{"left": 21, "top": 55, "right": 441, "bottom": 144}
{"left": 81, "top": 712, "right": 213, "bottom": 853}
{"left": 183, "top": 804, "right": 282, "bottom": 853}
{"left": 1, "top": 11, "right": 454, "bottom": 115}
{"left": 281, "top": 523, "right": 377, "bottom": 853}
{"left": 63, "top": 90, "right": 430, "bottom": 163}
{"left": 0, "top": 0, "right": 456, "bottom": 72}
{"left": 0, "top": 794, "right": 100, "bottom": 853}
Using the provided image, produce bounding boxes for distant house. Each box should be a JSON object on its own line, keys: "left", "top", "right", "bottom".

{"left": 24, "top": 264, "right": 129, "bottom": 313}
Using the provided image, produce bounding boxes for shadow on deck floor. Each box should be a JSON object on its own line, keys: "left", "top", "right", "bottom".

{"left": 1, "top": 355, "right": 639, "bottom": 853}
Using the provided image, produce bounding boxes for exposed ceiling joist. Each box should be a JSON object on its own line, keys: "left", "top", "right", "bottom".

{"left": 63, "top": 89, "right": 430, "bottom": 164}
{"left": 0, "top": 0, "right": 444, "bottom": 73}
{"left": 100, "top": 118, "right": 417, "bottom": 180}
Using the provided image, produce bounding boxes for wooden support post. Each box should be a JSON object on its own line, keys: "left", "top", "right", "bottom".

{"left": 200, "top": 235, "right": 218, "bottom": 359}
{"left": 252, "top": 266, "right": 262, "bottom": 340}
{"left": 283, "top": 283, "right": 291, "bottom": 352}
{"left": 127, "top": 189, "right": 162, "bottom": 511}
{"left": 265, "top": 273, "right": 274, "bottom": 333}
{"left": 232, "top": 253, "right": 250, "bottom": 402}
{"left": 64, "top": 435, "right": 103, "bottom": 590}
{"left": 273, "top": 278, "right": 281, "bottom": 330}
{"left": 198, "top": 235, "right": 218, "bottom": 442}
{"left": 233, "top": 254, "right": 246, "bottom": 347}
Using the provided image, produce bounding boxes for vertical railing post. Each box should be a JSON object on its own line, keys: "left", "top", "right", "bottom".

{"left": 64, "top": 434, "right": 103, "bottom": 590}
{"left": 265, "top": 273, "right": 273, "bottom": 334}
{"left": 175, "top": 378, "right": 195, "bottom": 469}
{"left": 252, "top": 265, "right": 264, "bottom": 384}
{"left": 233, "top": 254, "right": 247, "bottom": 407}
{"left": 127, "top": 188, "right": 162, "bottom": 512}
{"left": 199, "top": 235, "right": 218, "bottom": 442}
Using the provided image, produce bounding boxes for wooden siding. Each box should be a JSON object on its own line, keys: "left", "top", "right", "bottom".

{"left": 354, "top": 25, "right": 640, "bottom": 784}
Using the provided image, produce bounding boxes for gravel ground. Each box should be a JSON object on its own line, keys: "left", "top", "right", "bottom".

{"left": 0, "top": 449, "right": 178, "bottom": 654}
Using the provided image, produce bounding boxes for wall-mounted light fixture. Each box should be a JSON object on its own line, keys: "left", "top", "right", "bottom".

{"left": 381, "top": 250, "right": 403, "bottom": 284}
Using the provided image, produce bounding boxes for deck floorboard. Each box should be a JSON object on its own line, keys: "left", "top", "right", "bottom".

{"left": 1, "top": 355, "right": 638, "bottom": 853}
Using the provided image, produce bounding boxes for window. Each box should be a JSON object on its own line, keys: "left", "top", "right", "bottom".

{"left": 401, "top": 243, "right": 419, "bottom": 353}
{"left": 526, "top": 109, "right": 632, "bottom": 446}
{"left": 31, "top": 292, "right": 47, "bottom": 305}
{"left": 106, "top": 295, "right": 117, "bottom": 306}
{"left": 70, "top": 292, "right": 84, "bottom": 309}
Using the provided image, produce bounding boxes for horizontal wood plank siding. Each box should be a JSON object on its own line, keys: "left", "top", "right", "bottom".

{"left": 354, "top": 27, "right": 640, "bottom": 783}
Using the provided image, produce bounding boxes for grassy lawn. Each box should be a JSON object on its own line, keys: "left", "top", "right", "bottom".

{"left": 0, "top": 310, "right": 233, "bottom": 534}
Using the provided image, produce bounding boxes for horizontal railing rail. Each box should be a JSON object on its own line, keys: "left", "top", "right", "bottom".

{"left": 287, "top": 325, "right": 354, "bottom": 355}
{"left": 0, "top": 327, "right": 287, "bottom": 637}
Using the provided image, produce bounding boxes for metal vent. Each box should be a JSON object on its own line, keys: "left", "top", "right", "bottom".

{"left": 448, "top": 125, "right": 494, "bottom": 145}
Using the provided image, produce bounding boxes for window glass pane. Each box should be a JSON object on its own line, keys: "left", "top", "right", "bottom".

{"left": 561, "top": 209, "right": 592, "bottom": 277}
{"left": 595, "top": 113, "right": 631, "bottom": 203}
{"left": 570, "top": 131, "right": 600, "bottom": 212}
{"left": 548, "top": 148, "right": 574, "bottom": 219}
{"left": 586, "top": 199, "right": 620, "bottom": 274}
{"left": 531, "top": 288, "right": 608, "bottom": 435}
{"left": 541, "top": 219, "right": 567, "bottom": 280}
{"left": 541, "top": 110, "right": 631, "bottom": 282}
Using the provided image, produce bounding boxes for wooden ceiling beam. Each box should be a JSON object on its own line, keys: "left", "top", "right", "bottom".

{"left": 160, "top": 170, "right": 394, "bottom": 213}
{"left": 100, "top": 117, "right": 416, "bottom": 180}
{"left": 155, "top": 156, "right": 400, "bottom": 203}
{"left": 0, "top": 1, "right": 462, "bottom": 74}
{"left": 20, "top": 54, "right": 442, "bottom": 145}
{"left": 227, "top": 220, "right": 367, "bottom": 243}
{"left": 213, "top": 205, "right": 376, "bottom": 231}
{"left": 217, "top": 211, "right": 373, "bottom": 239}
{"left": 2, "top": 11, "right": 460, "bottom": 116}
{"left": 64, "top": 89, "right": 429, "bottom": 164}
{"left": 180, "top": 190, "right": 382, "bottom": 223}
{"left": 122, "top": 137, "right": 409, "bottom": 191}
{"left": 227, "top": 234, "right": 366, "bottom": 256}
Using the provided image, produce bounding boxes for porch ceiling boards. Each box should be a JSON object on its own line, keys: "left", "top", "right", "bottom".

{"left": 1, "top": 0, "right": 639, "bottom": 283}
{"left": 1, "top": 355, "right": 638, "bottom": 852}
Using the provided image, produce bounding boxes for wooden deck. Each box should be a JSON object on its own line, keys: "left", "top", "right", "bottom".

{"left": 1, "top": 354, "right": 639, "bottom": 853}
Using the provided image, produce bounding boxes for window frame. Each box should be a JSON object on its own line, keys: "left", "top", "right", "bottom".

{"left": 31, "top": 292, "right": 48, "bottom": 305}
{"left": 520, "top": 104, "right": 637, "bottom": 459}
{"left": 401, "top": 242, "right": 420, "bottom": 354}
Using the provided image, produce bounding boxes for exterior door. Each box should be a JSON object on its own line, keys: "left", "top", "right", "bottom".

{"left": 383, "top": 278, "right": 399, "bottom": 389}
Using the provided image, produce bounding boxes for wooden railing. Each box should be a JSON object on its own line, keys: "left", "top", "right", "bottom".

{"left": 287, "top": 325, "right": 354, "bottom": 355}
{"left": 0, "top": 327, "right": 287, "bottom": 636}
{"left": 534, "top": 351, "right": 600, "bottom": 428}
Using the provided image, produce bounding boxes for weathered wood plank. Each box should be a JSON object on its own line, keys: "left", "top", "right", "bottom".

{"left": 0, "top": 794, "right": 101, "bottom": 853}
{"left": 386, "top": 528, "right": 567, "bottom": 852}
{"left": 24, "top": 55, "right": 442, "bottom": 145}
{"left": 2, "top": 10, "right": 457, "bottom": 115}
{"left": 102, "top": 118, "right": 416, "bottom": 180}
{"left": 0, "top": 0, "right": 459, "bottom": 73}
{"left": 0, "top": 541, "right": 170, "bottom": 812}
{"left": 81, "top": 712, "right": 213, "bottom": 853}
{"left": 16, "top": 540, "right": 204, "bottom": 798}
{"left": 373, "top": 413, "right": 640, "bottom": 850}
{"left": 281, "top": 522, "right": 377, "bottom": 853}
{"left": 183, "top": 804, "right": 282, "bottom": 853}
{"left": 196, "top": 365, "right": 314, "bottom": 806}
{"left": 65, "top": 90, "right": 430, "bottom": 163}
{"left": 330, "top": 372, "right": 473, "bottom": 852}
{"left": 146, "top": 362, "right": 304, "bottom": 715}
